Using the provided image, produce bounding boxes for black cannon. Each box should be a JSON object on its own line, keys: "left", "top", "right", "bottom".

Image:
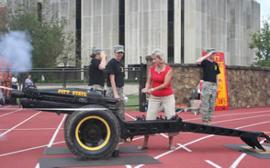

{"left": 12, "top": 87, "right": 270, "bottom": 160}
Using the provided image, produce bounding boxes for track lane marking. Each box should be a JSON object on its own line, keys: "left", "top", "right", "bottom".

{"left": 229, "top": 139, "right": 266, "bottom": 168}
{"left": 3, "top": 109, "right": 265, "bottom": 165}
{"left": 133, "top": 117, "right": 270, "bottom": 168}
{"left": 207, "top": 113, "right": 270, "bottom": 125}
{"left": 0, "top": 105, "right": 12, "bottom": 109}
{"left": 0, "top": 128, "right": 64, "bottom": 131}
{"left": 160, "top": 133, "right": 192, "bottom": 152}
{"left": 177, "top": 143, "right": 192, "bottom": 152}
{"left": 35, "top": 114, "right": 67, "bottom": 168}
{"left": 0, "top": 112, "right": 41, "bottom": 138}
{"left": 3, "top": 109, "right": 264, "bottom": 165}
{"left": 230, "top": 154, "right": 246, "bottom": 168}
{"left": 125, "top": 113, "right": 136, "bottom": 120}
{"left": 128, "top": 109, "right": 270, "bottom": 122}
{"left": 0, "top": 141, "right": 64, "bottom": 157}
{"left": 125, "top": 113, "right": 193, "bottom": 152}
{"left": 47, "top": 114, "right": 67, "bottom": 148}
{"left": 126, "top": 109, "right": 270, "bottom": 124}
{"left": 205, "top": 160, "right": 222, "bottom": 168}
{"left": 187, "top": 110, "right": 270, "bottom": 121}
{"left": 126, "top": 110, "right": 270, "bottom": 168}
{"left": 0, "top": 108, "right": 23, "bottom": 118}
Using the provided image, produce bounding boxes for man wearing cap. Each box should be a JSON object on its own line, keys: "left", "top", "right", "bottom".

{"left": 196, "top": 49, "right": 220, "bottom": 125}
{"left": 105, "top": 45, "right": 125, "bottom": 157}
{"left": 88, "top": 47, "right": 107, "bottom": 94}
{"left": 106, "top": 45, "right": 125, "bottom": 120}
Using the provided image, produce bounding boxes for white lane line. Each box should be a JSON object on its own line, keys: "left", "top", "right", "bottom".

{"left": 0, "top": 105, "right": 13, "bottom": 110}
{"left": 230, "top": 154, "right": 246, "bottom": 168}
{"left": 131, "top": 136, "right": 144, "bottom": 141}
{"left": 0, "top": 128, "right": 64, "bottom": 131}
{"left": 0, "top": 112, "right": 41, "bottom": 138}
{"left": 126, "top": 109, "right": 270, "bottom": 123}
{"left": 177, "top": 143, "right": 192, "bottom": 152}
{"left": 205, "top": 160, "right": 222, "bottom": 168}
{"left": 47, "top": 114, "right": 67, "bottom": 147}
{"left": 125, "top": 113, "right": 137, "bottom": 120}
{"left": 125, "top": 111, "right": 270, "bottom": 152}
{"left": 229, "top": 140, "right": 266, "bottom": 168}
{"left": 160, "top": 133, "right": 192, "bottom": 152}
{"left": 32, "top": 107, "right": 108, "bottom": 111}
{"left": 35, "top": 114, "right": 67, "bottom": 168}
{"left": 125, "top": 113, "right": 193, "bottom": 155}
{"left": 125, "top": 110, "right": 270, "bottom": 154}
{"left": 134, "top": 120, "right": 270, "bottom": 168}
{"left": 210, "top": 113, "right": 270, "bottom": 125}
{"left": 0, "top": 108, "right": 23, "bottom": 118}
{"left": 186, "top": 110, "right": 270, "bottom": 122}
{"left": 236, "top": 120, "right": 270, "bottom": 129}
{"left": 0, "top": 141, "right": 64, "bottom": 157}
{"left": 124, "top": 113, "right": 140, "bottom": 168}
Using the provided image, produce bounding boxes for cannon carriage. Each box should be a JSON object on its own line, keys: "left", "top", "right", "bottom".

{"left": 12, "top": 87, "right": 270, "bottom": 160}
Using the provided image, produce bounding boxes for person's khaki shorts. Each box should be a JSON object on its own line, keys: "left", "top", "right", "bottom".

{"left": 146, "top": 94, "right": 177, "bottom": 136}
{"left": 146, "top": 94, "right": 176, "bottom": 120}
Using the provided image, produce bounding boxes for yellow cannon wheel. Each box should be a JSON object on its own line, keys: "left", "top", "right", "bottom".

{"left": 64, "top": 107, "right": 120, "bottom": 160}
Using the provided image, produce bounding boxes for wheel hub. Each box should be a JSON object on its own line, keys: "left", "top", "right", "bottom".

{"left": 78, "top": 118, "right": 107, "bottom": 147}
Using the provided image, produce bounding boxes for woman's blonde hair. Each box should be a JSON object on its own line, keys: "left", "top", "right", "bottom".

{"left": 151, "top": 48, "right": 165, "bottom": 63}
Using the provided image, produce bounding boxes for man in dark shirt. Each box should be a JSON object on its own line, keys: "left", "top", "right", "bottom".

{"left": 196, "top": 49, "right": 220, "bottom": 125}
{"left": 106, "top": 44, "right": 125, "bottom": 157}
{"left": 88, "top": 48, "right": 107, "bottom": 95}
{"left": 106, "top": 45, "right": 125, "bottom": 120}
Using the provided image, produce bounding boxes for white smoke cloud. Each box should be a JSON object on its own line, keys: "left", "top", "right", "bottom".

{"left": 0, "top": 31, "right": 32, "bottom": 72}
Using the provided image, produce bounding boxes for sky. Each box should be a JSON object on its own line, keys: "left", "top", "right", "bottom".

{"left": 256, "top": 0, "right": 270, "bottom": 20}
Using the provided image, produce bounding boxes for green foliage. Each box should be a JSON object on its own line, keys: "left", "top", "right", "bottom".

{"left": 250, "top": 19, "right": 270, "bottom": 67}
{"left": 0, "top": 7, "right": 8, "bottom": 34}
{"left": 7, "top": 4, "right": 74, "bottom": 68}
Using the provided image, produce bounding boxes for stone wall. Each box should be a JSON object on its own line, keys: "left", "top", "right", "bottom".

{"left": 226, "top": 66, "right": 270, "bottom": 108}
{"left": 172, "top": 64, "right": 270, "bottom": 109}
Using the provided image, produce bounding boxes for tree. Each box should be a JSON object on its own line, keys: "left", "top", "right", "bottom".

{"left": 250, "top": 19, "right": 270, "bottom": 67}
{"left": 0, "top": 6, "right": 8, "bottom": 34}
{"left": 7, "top": 4, "right": 74, "bottom": 68}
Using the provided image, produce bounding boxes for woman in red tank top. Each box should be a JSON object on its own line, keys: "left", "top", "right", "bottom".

{"left": 139, "top": 49, "right": 176, "bottom": 150}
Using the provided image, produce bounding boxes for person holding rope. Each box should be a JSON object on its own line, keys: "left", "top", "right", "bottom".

{"left": 140, "top": 49, "right": 177, "bottom": 150}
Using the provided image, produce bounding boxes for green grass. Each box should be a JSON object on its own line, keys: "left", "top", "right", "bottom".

{"left": 125, "top": 94, "right": 139, "bottom": 110}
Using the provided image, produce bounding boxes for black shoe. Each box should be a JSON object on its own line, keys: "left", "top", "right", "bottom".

{"left": 112, "top": 149, "right": 119, "bottom": 157}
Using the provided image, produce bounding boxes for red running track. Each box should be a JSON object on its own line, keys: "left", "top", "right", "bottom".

{"left": 0, "top": 106, "right": 270, "bottom": 168}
